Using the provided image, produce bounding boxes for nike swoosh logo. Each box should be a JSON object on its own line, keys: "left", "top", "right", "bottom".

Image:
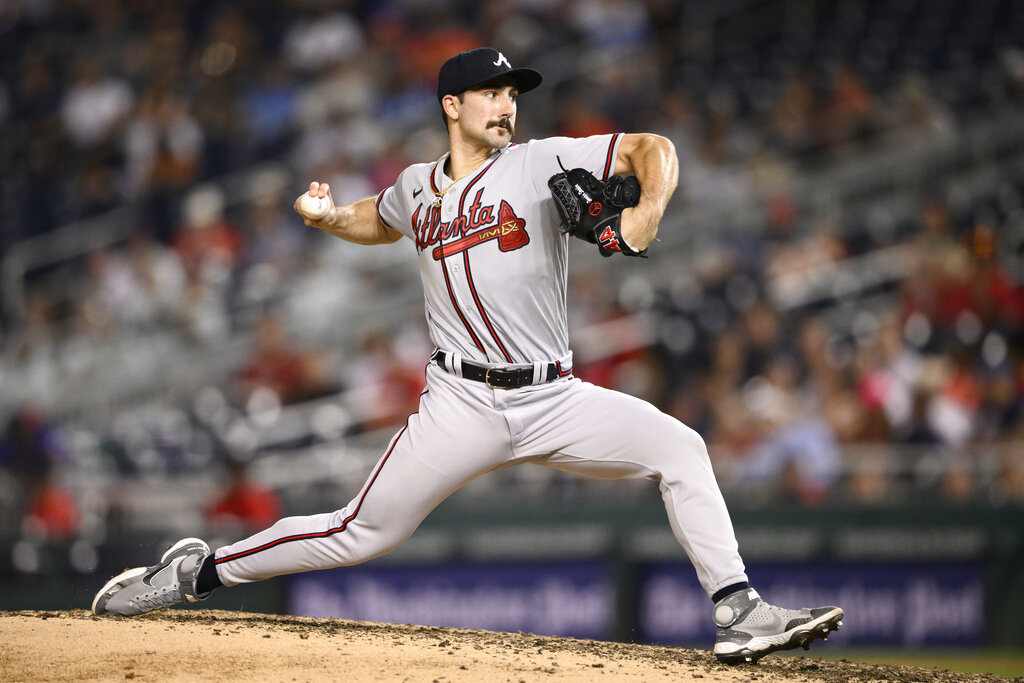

{"left": 413, "top": 188, "right": 423, "bottom": 198}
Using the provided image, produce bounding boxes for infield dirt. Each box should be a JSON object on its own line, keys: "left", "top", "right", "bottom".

{"left": 0, "top": 609, "right": 1015, "bottom": 682}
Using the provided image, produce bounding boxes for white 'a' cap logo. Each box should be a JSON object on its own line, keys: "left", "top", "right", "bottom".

{"left": 492, "top": 52, "right": 512, "bottom": 69}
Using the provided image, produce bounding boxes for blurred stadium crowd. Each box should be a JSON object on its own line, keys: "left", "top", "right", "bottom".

{"left": 1, "top": 0, "right": 1024, "bottom": 543}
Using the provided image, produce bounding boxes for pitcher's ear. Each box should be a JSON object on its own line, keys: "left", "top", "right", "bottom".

{"left": 441, "top": 94, "right": 461, "bottom": 122}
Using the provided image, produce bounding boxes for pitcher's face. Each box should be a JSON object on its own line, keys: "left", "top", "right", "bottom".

{"left": 455, "top": 80, "right": 518, "bottom": 148}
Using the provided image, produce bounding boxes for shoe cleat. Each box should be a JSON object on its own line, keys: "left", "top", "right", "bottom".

{"left": 712, "top": 588, "right": 844, "bottom": 665}
{"left": 92, "top": 538, "right": 211, "bottom": 616}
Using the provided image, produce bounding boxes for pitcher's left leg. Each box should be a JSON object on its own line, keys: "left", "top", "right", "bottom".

{"left": 515, "top": 380, "right": 747, "bottom": 597}
{"left": 513, "top": 380, "right": 843, "bottom": 663}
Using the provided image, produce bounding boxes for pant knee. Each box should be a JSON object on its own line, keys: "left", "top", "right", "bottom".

{"left": 650, "top": 424, "right": 713, "bottom": 485}
{"left": 680, "top": 425, "right": 710, "bottom": 459}
{"left": 325, "top": 513, "right": 414, "bottom": 566}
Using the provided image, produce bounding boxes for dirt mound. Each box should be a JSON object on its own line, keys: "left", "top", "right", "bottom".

{"left": 0, "top": 609, "right": 1012, "bottom": 682}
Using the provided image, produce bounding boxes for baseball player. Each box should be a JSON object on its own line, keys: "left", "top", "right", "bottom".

{"left": 93, "top": 47, "right": 843, "bottom": 664}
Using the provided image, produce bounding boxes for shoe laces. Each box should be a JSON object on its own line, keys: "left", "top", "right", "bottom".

{"left": 132, "top": 586, "right": 183, "bottom": 612}
{"left": 128, "top": 555, "right": 198, "bottom": 611}
{"left": 743, "top": 601, "right": 804, "bottom": 627}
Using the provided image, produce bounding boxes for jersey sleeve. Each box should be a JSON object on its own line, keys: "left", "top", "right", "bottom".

{"left": 525, "top": 133, "right": 625, "bottom": 195}
{"left": 374, "top": 167, "right": 415, "bottom": 241}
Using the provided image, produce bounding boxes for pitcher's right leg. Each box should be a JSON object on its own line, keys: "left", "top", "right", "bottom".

{"left": 214, "top": 373, "right": 513, "bottom": 586}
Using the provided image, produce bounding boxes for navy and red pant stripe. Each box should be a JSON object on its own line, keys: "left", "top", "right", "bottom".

{"left": 214, "top": 414, "right": 414, "bottom": 567}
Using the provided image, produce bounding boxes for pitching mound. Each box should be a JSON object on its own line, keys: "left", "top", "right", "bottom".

{"left": 0, "top": 609, "right": 1012, "bottom": 682}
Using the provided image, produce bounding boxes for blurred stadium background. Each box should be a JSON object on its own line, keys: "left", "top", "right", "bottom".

{"left": 1, "top": 0, "right": 1022, "bottom": 674}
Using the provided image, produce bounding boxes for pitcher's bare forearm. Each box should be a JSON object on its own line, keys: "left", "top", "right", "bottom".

{"left": 613, "top": 134, "right": 679, "bottom": 251}
{"left": 295, "top": 183, "right": 402, "bottom": 245}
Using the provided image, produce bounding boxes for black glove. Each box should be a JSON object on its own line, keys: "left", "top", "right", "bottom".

{"left": 548, "top": 161, "right": 645, "bottom": 257}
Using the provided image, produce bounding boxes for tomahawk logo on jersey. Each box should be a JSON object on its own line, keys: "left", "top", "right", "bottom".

{"left": 429, "top": 201, "right": 529, "bottom": 260}
{"left": 411, "top": 191, "right": 530, "bottom": 259}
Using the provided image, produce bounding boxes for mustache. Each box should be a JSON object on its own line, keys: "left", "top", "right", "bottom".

{"left": 487, "top": 117, "right": 514, "bottom": 135}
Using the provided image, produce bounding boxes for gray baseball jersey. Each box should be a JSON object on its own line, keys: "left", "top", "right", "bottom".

{"left": 213, "top": 134, "right": 748, "bottom": 600}
{"left": 375, "top": 134, "right": 621, "bottom": 365}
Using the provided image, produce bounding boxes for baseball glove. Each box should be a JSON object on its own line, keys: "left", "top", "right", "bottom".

{"left": 548, "top": 160, "right": 645, "bottom": 257}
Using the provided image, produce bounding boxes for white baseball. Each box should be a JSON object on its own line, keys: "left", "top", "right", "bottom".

{"left": 299, "top": 193, "right": 331, "bottom": 220}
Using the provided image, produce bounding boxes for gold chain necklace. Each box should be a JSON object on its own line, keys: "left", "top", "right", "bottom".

{"left": 430, "top": 155, "right": 487, "bottom": 207}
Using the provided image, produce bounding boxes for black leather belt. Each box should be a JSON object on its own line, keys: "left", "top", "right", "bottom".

{"left": 431, "top": 350, "right": 562, "bottom": 389}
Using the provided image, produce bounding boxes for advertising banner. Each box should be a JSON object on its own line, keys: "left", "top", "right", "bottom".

{"left": 638, "top": 562, "right": 985, "bottom": 646}
{"left": 288, "top": 560, "right": 614, "bottom": 640}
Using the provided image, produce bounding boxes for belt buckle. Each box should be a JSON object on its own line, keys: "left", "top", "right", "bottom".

{"left": 484, "top": 367, "right": 507, "bottom": 389}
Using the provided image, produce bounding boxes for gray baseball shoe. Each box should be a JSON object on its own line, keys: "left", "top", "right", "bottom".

{"left": 712, "top": 588, "right": 843, "bottom": 664}
{"left": 92, "top": 537, "right": 211, "bottom": 616}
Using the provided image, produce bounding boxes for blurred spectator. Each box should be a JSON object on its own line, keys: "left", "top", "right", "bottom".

{"left": 12, "top": 53, "right": 60, "bottom": 130}
{"left": 59, "top": 58, "right": 134, "bottom": 149}
{"left": 240, "top": 167, "right": 307, "bottom": 279}
{"left": 122, "top": 86, "right": 205, "bottom": 202}
{"left": 927, "top": 350, "right": 984, "bottom": 447}
{"left": 966, "top": 223, "right": 1024, "bottom": 332}
{"left": 554, "top": 89, "right": 618, "bottom": 138}
{"left": 207, "top": 457, "right": 282, "bottom": 533}
{"left": 82, "top": 231, "right": 186, "bottom": 333}
{"left": 651, "top": 89, "right": 701, "bottom": 179}
{"left": 78, "top": 247, "right": 122, "bottom": 337}
{"left": 569, "top": 0, "right": 651, "bottom": 54}
{"left": 680, "top": 107, "right": 754, "bottom": 206}
{"left": 344, "top": 328, "right": 426, "bottom": 433}
{"left": 295, "top": 60, "right": 377, "bottom": 133}
{"left": 843, "top": 446, "right": 892, "bottom": 504}
{"left": 764, "top": 217, "right": 847, "bottom": 280}
{"left": 885, "top": 73, "right": 955, "bottom": 143}
{"left": 989, "top": 453, "right": 1024, "bottom": 506}
{"left": 795, "top": 316, "right": 845, "bottom": 402}
{"left": 317, "top": 155, "right": 378, "bottom": 207}
{"left": 0, "top": 406, "right": 78, "bottom": 539}
{"left": 282, "top": 7, "right": 365, "bottom": 73}
{"left": 179, "top": 265, "right": 233, "bottom": 345}
{"left": 567, "top": 270, "right": 650, "bottom": 389}
{"left": 768, "top": 70, "right": 819, "bottom": 158}
{"left": 199, "top": 4, "right": 260, "bottom": 85}
{"left": 739, "top": 302, "right": 790, "bottom": 379}
{"left": 821, "top": 389, "right": 871, "bottom": 445}
{"left": 5, "top": 292, "right": 58, "bottom": 364}
{"left": 739, "top": 356, "right": 843, "bottom": 505}
{"left": 976, "top": 362, "right": 1023, "bottom": 441}
{"left": 897, "top": 389, "right": 943, "bottom": 446}
{"left": 194, "top": 80, "right": 241, "bottom": 180}
{"left": 171, "top": 185, "right": 244, "bottom": 287}
{"left": 856, "top": 316, "right": 923, "bottom": 438}
{"left": 235, "top": 310, "right": 334, "bottom": 407}
{"left": 0, "top": 406, "right": 67, "bottom": 479}
{"left": 126, "top": 229, "right": 189, "bottom": 327}
{"left": 8, "top": 53, "right": 65, "bottom": 239}
{"left": 822, "top": 63, "right": 880, "bottom": 153}
{"left": 397, "top": 6, "right": 480, "bottom": 83}
{"left": 243, "top": 62, "right": 301, "bottom": 159}
{"left": 21, "top": 465, "right": 80, "bottom": 540}
{"left": 703, "top": 329, "right": 755, "bottom": 454}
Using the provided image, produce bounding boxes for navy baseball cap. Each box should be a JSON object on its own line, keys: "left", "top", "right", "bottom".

{"left": 436, "top": 47, "right": 543, "bottom": 104}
